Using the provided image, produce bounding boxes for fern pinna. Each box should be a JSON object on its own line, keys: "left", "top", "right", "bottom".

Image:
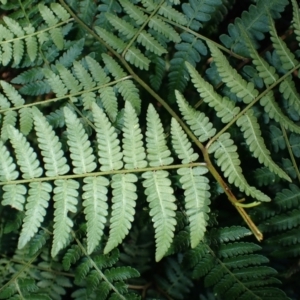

{"left": 0, "top": 0, "right": 300, "bottom": 299}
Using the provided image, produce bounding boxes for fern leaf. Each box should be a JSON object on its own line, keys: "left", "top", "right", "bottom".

{"left": 117, "top": 80, "right": 141, "bottom": 115}
{"left": 137, "top": 31, "right": 167, "bottom": 55}
{"left": 207, "top": 41, "right": 259, "bottom": 104}
{"left": 122, "top": 101, "right": 147, "bottom": 169}
{"left": 0, "top": 80, "right": 25, "bottom": 107}
{"left": 279, "top": 76, "right": 300, "bottom": 116}
{"left": 85, "top": 56, "right": 110, "bottom": 85}
{"left": 208, "top": 133, "right": 270, "bottom": 202}
{"left": 186, "top": 62, "right": 240, "bottom": 123}
{"left": 2, "top": 184, "right": 27, "bottom": 211}
{"left": 52, "top": 179, "right": 79, "bottom": 257}
{"left": 32, "top": 107, "right": 70, "bottom": 176}
{"left": 0, "top": 140, "right": 19, "bottom": 181}
{"left": 146, "top": 104, "right": 173, "bottom": 167}
{"left": 125, "top": 46, "right": 150, "bottom": 70}
{"left": 260, "top": 92, "right": 300, "bottom": 134}
{"left": 50, "top": 3, "right": 70, "bottom": 21}
{"left": 8, "top": 125, "right": 43, "bottom": 179}
{"left": 82, "top": 91, "right": 96, "bottom": 110}
{"left": 119, "top": 0, "right": 147, "bottom": 25}
{"left": 83, "top": 176, "right": 109, "bottom": 255}
{"left": 64, "top": 107, "right": 97, "bottom": 174}
{"left": 236, "top": 109, "right": 290, "bottom": 181}
{"left": 292, "top": 0, "right": 300, "bottom": 46}
{"left": 63, "top": 244, "right": 83, "bottom": 271}
{"left": 19, "top": 107, "right": 33, "bottom": 136}
{"left": 3, "top": 16, "right": 24, "bottom": 37}
{"left": 159, "top": 3, "right": 187, "bottom": 25}
{"left": 106, "top": 13, "right": 136, "bottom": 39}
{"left": 98, "top": 87, "right": 118, "bottom": 122}
{"left": 149, "top": 55, "right": 165, "bottom": 90}
{"left": 104, "top": 173, "right": 138, "bottom": 254}
{"left": 218, "top": 242, "right": 262, "bottom": 258}
{"left": 1, "top": 110, "right": 17, "bottom": 142}
{"left": 102, "top": 53, "right": 127, "bottom": 78}
{"left": 176, "top": 90, "right": 216, "bottom": 142}
{"left": 178, "top": 167, "right": 211, "bottom": 248}
{"left": 95, "top": 27, "right": 126, "bottom": 53}
{"left": 43, "top": 68, "right": 68, "bottom": 97}
{"left": 148, "top": 16, "right": 181, "bottom": 43}
{"left": 73, "top": 61, "right": 95, "bottom": 90}
{"left": 142, "top": 170, "right": 177, "bottom": 261}
{"left": 171, "top": 117, "right": 199, "bottom": 164}
{"left": 56, "top": 64, "right": 82, "bottom": 94}
{"left": 92, "top": 103, "right": 123, "bottom": 171}
{"left": 269, "top": 16, "right": 298, "bottom": 71}
{"left": 18, "top": 182, "right": 52, "bottom": 249}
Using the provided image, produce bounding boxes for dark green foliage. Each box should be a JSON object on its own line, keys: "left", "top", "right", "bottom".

{"left": 0, "top": 0, "right": 300, "bottom": 299}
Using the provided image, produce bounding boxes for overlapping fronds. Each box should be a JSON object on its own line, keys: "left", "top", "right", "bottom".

{"left": 0, "top": 3, "right": 70, "bottom": 66}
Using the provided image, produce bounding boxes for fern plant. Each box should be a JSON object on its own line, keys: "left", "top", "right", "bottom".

{"left": 0, "top": 0, "right": 300, "bottom": 299}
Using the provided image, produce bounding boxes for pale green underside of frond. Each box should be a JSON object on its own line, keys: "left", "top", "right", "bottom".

{"left": 104, "top": 173, "right": 137, "bottom": 254}
{"left": 208, "top": 133, "right": 270, "bottom": 202}
{"left": 175, "top": 90, "right": 216, "bottom": 142}
{"left": 260, "top": 92, "right": 300, "bottom": 134}
{"left": 178, "top": 167, "right": 211, "bottom": 248}
{"left": 142, "top": 170, "right": 177, "bottom": 262}
{"left": 123, "top": 101, "right": 147, "bottom": 169}
{"left": 236, "top": 110, "right": 290, "bottom": 182}
{"left": 64, "top": 107, "right": 97, "bottom": 174}
{"left": 0, "top": 140, "right": 19, "bottom": 181}
{"left": 52, "top": 179, "right": 79, "bottom": 257}
{"left": 146, "top": 104, "right": 174, "bottom": 167}
{"left": 207, "top": 41, "right": 259, "bottom": 104}
{"left": 186, "top": 62, "right": 240, "bottom": 123}
{"left": 83, "top": 176, "right": 109, "bottom": 255}
{"left": 18, "top": 182, "right": 52, "bottom": 249}
{"left": 292, "top": 0, "right": 300, "bottom": 46}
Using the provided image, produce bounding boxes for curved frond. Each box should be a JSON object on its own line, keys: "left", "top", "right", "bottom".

{"left": 2, "top": 184, "right": 27, "bottom": 211}
{"left": 208, "top": 133, "right": 270, "bottom": 202}
{"left": 0, "top": 140, "right": 19, "bottom": 181}
{"left": 64, "top": 107, "right": 97, "bottom": 174}
{"left": 8, "top": 125, "right": 43, "bottom": 179}
{"left": 52, "top": 179, "right": 79, "bottom": 257}
{"left": 19, "top": 107, "right": 33, "bottom": 136}
{"left": 92, "top": 103, "right": 123, "bottom": 171}
{"left": 207, "top": 41, "right": 259, "bottom": 104}
{"left": 269, "top": 16, "right": 299, "bottom": 71}
{"left": 260, "top": 92, "right": 300, "bottom": 134}
{"left": 122, "top": 101, "right": 147, "bottom": 169}
{"left": 176, "top": 90, "right": 216, "bottom": 142}
{"left": 142, "top": 170, "right": 177, "bottom": 262}
{"left": 83, "top": 176, "right": 109, "bottom": 254}
{"left": 18, "top": 182, "right": 52, "bottom": 249}
{"left": 236, "top": 109, "right": 290, "bottom": 181}
{"left": 0, "top": 80, "right": 25, "bottom": 107}
{"left": 104, "top": 173, "right": 137, "bottom": 253}
{"left": 145, "top": 104, "right": 173, "bottom": 167}
{"left": 32, "top": 107, "right": 70, "bottom": 176}
{"left": 1, "top": 110, "right": 17, "bottom": 142}
{"left": 292, "top": 0, "right": 300, "bottom": 46}
{"left": 186, "top": 62, "right": 240, "bottom": 123}
{"left": 98, "top": 87, "right": 118, "bottom": 122}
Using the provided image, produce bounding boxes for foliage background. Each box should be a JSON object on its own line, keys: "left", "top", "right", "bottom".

{"left": 0, "top": 0, "right": 300, "bottom": 299}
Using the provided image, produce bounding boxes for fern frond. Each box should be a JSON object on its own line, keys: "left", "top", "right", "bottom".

{"left": 186, "top": 62, "right": 240, "bottom": 123}
{"left": 92, "top": 103, "right": 123, "bottom": 171}
{"left": 32, "top": 107, "right": 70, "bottom": 176}
{"left": 97, "top": 87, "right": 117, "bottom": 122}
{"left": 124, "top": 46, "right": 151, "bottom": 70}
{"left": 260, "top": 92, "right": 300, "bottom": 134}
{"left": 18, "top": 182, "right": 52, "bottom": 249}
{"left": 218, "top": 242, "right": 262, "bottom": 258}
{"left": 0, "top": 140, "right": 19, "bottom": 181}
{"left": 292, "top": 0, "right": 300, "bottom": 46}
{"left": 207, "top": 41, "right": 259, "bottom": 104}
{"left": 73, "top": 61, "right": 95, "bottom": 90}
{"left": 149, "top": 55, "right": 165, "bottom": 91}
{"left": 8, "top": 125, "right": 43, "bottom": 179}
{"left": 85, "top": 56, "right": 110, "bottom": 86}
{"left": 64, "top": 107, "right": 97, "bottom": 174}
{"left": 102, "top": 53, "right": 127, "bottom": 78}
{"left": 137, "top": 30, "right": 167, "bottom": 56}
{"left": 106, "top": 13, "right": 136, "bottom": 39}
{"left": 142, "top": 170, "right": 177, "bottom": 262}
{"left": 159, "top": 3, "right": 187, "bottom": 25}
{"left": 208, "top": 133, "right": 270, "bottom": 202}
{"left": 2, "top": 184, "right": 27, "bottom": 211}
{"left": 56, "top": 64, "right": 82, "bottom": 94}
{"left": 63, "top": 244, "right": 83, "bottom": 271}
{"left": 0, "top": 80, "right": 25, "bottom": 107}
{"left": 122, "top": 101, "right": 147, "bottom": 169}
{"left": 176, "top": 90, "right": 216, "bottom": 142}
{"left": 83, "top": 176, "right": 109, "bottom": 255}
{"left": 269, "top": 16, "right": 299, "bottom": 71}
{"left": 95, "top": 27, "right": 126, "bottom": 53}
{"left": 119, "top": 0, "right": 147, "bottom": 25}
{"left": 104, "top": 173, "right": 138, "bottom": 254}
{"left": 43, "top": 68, "right": 68, "bottom": 97}
{"left": 19, "top": 107, "right": 33, "bottom": 136}
{"left": 1, "top": 110, "right": 17, "bottom": 141}
{"left": 145, "top": 104, "right": 173, "bottom": 167}
{"left": 236, "top": 109, "right": 290, "bottom": 181}
{"left": 279, "top": 76, "right": 300, "bottom": 115}
{"left": 52, "top": 179, "right": 79, "bottom": 257}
